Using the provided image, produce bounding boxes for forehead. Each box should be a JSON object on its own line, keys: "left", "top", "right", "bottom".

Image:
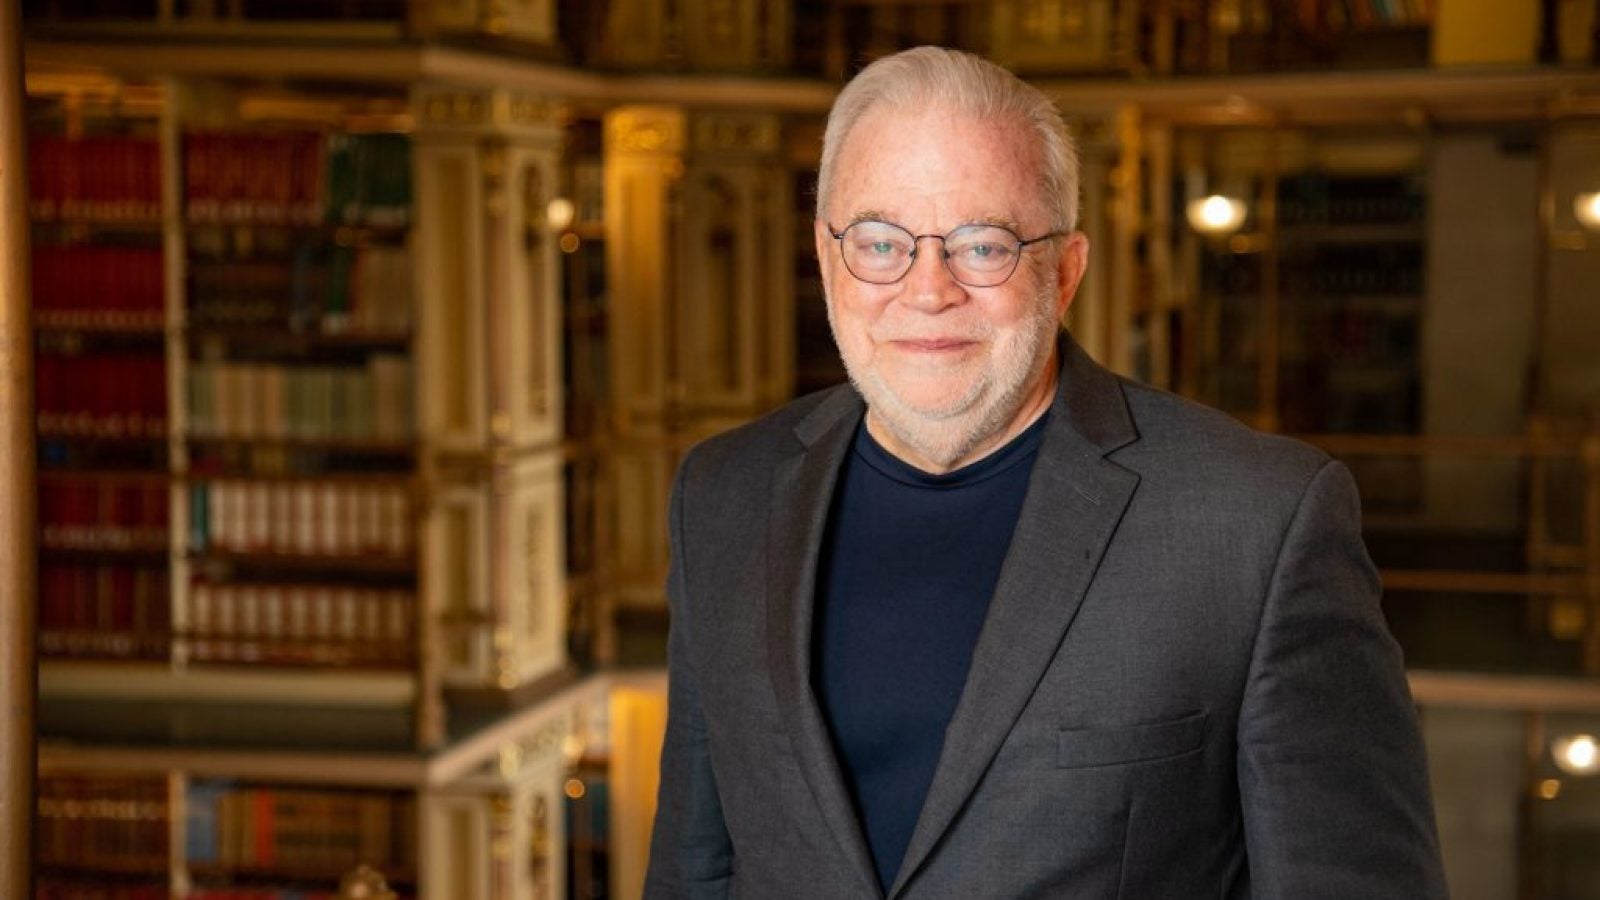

{"left": 827, "top": 107, "right": 1044, "bottom": 228}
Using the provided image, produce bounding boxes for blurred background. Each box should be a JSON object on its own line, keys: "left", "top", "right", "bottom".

{"left": 10, "top": 0, "right": 1600, "bottom": 897}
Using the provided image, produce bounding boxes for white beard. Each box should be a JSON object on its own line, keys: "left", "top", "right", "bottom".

{"left": 829, "top": 286, "right": 1061, "bottom": 471}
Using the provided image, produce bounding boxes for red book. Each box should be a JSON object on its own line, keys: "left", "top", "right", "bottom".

{"left": 253, "top": 789, "right": 276, "bottom": 867}
{"left": 184, "top": 133, "right": 211, "bottom": 222}
{"left": 111, "top": 565, "right": 135, "bottom": 634}
{"left": 141, "top": 138, "right": 162, "bottom": 219}
{"left": 28, "top": 136, "right": 52, "bottom": 218}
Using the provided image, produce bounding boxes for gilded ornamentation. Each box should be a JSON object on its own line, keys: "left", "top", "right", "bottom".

{"left": 489, "top": 793, "right": 515, "bottom": 860}
{"left": 493, "top": 624, "right": 518, "bottom": 689}
{"left": 422, "top": 90, "right": 489, "bottom": 126}
{"left": 608, "top": 109, "right": 686, "bottom": 154}
{"left": 481, "top": 140, "right": 510, "bottom": 217}
{"left": 524, "top": 512, "right": 543, "bottom": 641}
{"left": 693, "top": 114, "right": 780, "bottom": 154}
{"left": 417, "top": 89, "right": 558, "bottom": 132}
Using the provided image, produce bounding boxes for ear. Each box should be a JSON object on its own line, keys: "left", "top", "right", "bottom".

{"left": 1051, "top": 231, "right": 1090, "bottom": 321}
{"left": 814, "top": 218, "right": 837, "bottom": 290}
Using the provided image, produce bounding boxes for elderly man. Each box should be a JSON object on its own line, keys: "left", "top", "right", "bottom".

{"left": 645, "top": 46, "right": 1446, "bottom": 899}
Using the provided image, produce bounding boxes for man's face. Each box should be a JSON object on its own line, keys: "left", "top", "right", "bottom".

{"left": 815, "top": 107, "right": 1086, "bottom": 471}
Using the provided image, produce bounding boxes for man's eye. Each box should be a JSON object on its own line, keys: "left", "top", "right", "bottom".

{"left": 959, "top": 243, "right": 1007, "bottom": 259}
{"left": 871, "top": 241, "right": 895, "bottom": 255}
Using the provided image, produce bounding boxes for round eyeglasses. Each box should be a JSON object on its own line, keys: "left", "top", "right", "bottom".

{"left": 826, "top": 219, "right": 1063, "bottom": 288}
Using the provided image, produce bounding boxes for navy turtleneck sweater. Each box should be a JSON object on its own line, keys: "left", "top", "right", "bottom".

{"left": 812, "top": 412, "right": 1049, "bottom": 892}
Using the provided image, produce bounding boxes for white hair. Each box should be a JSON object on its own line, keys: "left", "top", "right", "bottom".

{"left": 816, "top": 46, "right": 1080, "bottom": 233}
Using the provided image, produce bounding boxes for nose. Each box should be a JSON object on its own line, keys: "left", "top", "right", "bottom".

{"left": 900, "top": 237, "right": 966, "bottom": 313}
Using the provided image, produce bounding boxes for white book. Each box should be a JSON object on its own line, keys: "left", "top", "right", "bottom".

{"left": 268, "top": 483, "right": 291, "bottom": 553}
{"left": 237, "top": 585, "right": 260, "bottom": 662}
{"left": 384, "top": 487, "right": 409, "bottom": 555}
{"left": 311, "top": 588, "right": 335, "bottom": 661}
{"left": 214, "top": 584, "right": 236, "bottom": 661}
{"left": 336, "top": 588, "right": 359, "bottom": 650}
{"left": 210, "top": 483, "right": 232, "bottom": 551}
{"left": 187, "top": 363, "right": 211, "bottom": 437}
{"left": 261, "top": 585, "right": 285, "bottom": 661}
{"left": 261, "top": 366, "right": 287, "bottom": 440}
{"left": 287, "top": 586, "right": 309, "bottom": 642}
{"left": 191, "top": 581, "right": 213, "bottom": 661}
{"left": 385, "top": 590, "right": 410, "bottom": 649}
{"left": 317, "top": 483, "right": 341, "bottom": 556}
{"left": 247, "top": 482, "right": 271, "bottom": 551}
{"left": 293, "top": 483, "right": 317, "bottom": 556}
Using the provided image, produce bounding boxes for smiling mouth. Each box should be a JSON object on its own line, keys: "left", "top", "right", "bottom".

{"left": 891, "top": 338, "right": 977, "bottom": 352}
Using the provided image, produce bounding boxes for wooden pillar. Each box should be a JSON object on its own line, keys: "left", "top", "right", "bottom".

{"left": 411, "top": 87, "right": 568, "bottom": 735}
{"left": 603, "top": 107, "right": 792, "bottom": 632}
{"left": 0, "top": 1, "right": 34, "bottom": 894}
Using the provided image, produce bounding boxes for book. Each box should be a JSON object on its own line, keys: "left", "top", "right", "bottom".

{"left": 29, "top": 135, "right": 161, "bottom": 222}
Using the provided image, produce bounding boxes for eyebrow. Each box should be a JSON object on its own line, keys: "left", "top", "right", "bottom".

{"left": 844, "top": 211, "right": 1024, "bottom": 233}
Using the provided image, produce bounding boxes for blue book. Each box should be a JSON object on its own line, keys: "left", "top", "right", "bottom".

{"left": 185, "top": 780, "right": 224, "bottom": 864}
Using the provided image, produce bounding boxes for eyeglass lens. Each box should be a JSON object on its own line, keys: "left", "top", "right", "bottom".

{"left": 838, "top": 220, "right": 1023, "bottom": 287}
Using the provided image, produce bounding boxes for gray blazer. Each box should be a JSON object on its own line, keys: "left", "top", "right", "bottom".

{"left": 646, "top": 337, "right": 1447, "bottom": 899}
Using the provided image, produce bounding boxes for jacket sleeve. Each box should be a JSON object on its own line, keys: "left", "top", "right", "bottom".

{"left": 644, "top": 456, "right": 734, "bottom": 899}
{"left": 1237, "top": 459, "right": 1448, "bottom": 898}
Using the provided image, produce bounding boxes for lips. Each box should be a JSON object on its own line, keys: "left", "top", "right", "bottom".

{"left": 888, "top": 338, "right": 978, "bottom": 352}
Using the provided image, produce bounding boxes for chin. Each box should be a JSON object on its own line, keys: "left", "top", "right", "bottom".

{"left": 852, "top": 368, "right": 1002, "bottom": 468}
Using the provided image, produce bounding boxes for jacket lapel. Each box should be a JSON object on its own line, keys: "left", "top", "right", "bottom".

{"left": 765, "top": 386, "right": 882, "bottom": 897}
{"left": 888, "top": 339, "right": 1142, "bottom": 898}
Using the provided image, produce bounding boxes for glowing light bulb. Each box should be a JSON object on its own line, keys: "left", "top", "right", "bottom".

{"left": 1575, "top": 192, "right": 1600, "bottom": 230}
{"left": 1553, "top": 733, "right": 1599, "bottom": 776}
{"left": 547, "top": 196, "right": 577, "bottom": 231}
{"left": 1187, "top": 194, "right": 1247, "bottom": 235}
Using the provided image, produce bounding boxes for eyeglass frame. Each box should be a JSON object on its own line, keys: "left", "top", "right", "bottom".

{"left": 824, "top": 218, "right": 1065, "bottom": 288}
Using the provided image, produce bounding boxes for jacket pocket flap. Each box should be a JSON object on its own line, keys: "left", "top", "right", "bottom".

{"left": 1056, "top": 712, "right": 1207, "bottom": 769}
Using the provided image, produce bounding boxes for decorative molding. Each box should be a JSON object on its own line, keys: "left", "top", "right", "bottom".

{"left": 415, "top": 86, "right": 561, "bottom": 137}
{"left": 691, "top": 112, "right": 780, "bottom": 156}
{"left": 606, "top": 107, "right": 686, "bottom": 155}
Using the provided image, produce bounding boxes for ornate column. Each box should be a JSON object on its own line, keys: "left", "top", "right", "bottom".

{"left": 601, "top": 107, "right": 792, "bottom": 643}
{"left": 411, "top": 87, "right": 568, "bottom": 728}
{"left": 420, "top": 708, "right": 574, "bottom": 900}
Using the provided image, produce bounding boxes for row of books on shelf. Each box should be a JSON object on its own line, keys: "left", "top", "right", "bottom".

{"left": 40, "top": 476, "right": 169, "bottom": 551}
{"left": 188, "top": 481, "right": 413, "bottom": 559}
{"left": 1207, "top": 249, "right": 1422, "bottom": 297}
{"left": 188, "top": 582, "right": 414, "bottom": 667}
{"left": 37, "top": 776, "right": 168, "bottom": 872}
{"left": 36, "top": 354, "right": 168, "bottom": 438}
{"left": 186, "top": 357, "right": 412, "bottom": 444}
{"left": 1278, "top": 177, "right": 1425, "bottom": 227}
{"left": 1282, "top": 244, "right": 1424, "bottom": 296}
{"left": 188, "top": 243, "right": 413, "bottom": 335}
{"left": 184, "top": 132, "right": 410, "bottom": 228}
{"left": 187, "top": 883, "right": 353, "bottom": 890}
{"left": 30, "top": 135, "right": 163, "bottom": 223}
{"left": 39, "top": 562, "right": 170, "bottom": 660}
{"left": 185, "top": 783, "right": 415, "bottom": 878}
{"left": 1326, "top": 0, "right": 1432, "bottom": 28}
{"left": 1287, "top": 308, "right": 1420, "bottom": 363}
{"left": 1244, "top": 0, "right": 1432, "bottom": 31}
{"left": 36, "top": 888, "right": 168, "bottom": 900}
{"left": 33, "top": 245, "right": 166, "bottom": 327}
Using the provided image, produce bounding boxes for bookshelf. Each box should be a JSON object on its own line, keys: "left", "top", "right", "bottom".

{"left": 21, "top": 2, "right": 1600, "bottom": 896}
{"left": 28, "top": 66, "right": 576, "bottom": 897}
{"left": 178, "top": 122, "right": 419, "bottom": 682}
